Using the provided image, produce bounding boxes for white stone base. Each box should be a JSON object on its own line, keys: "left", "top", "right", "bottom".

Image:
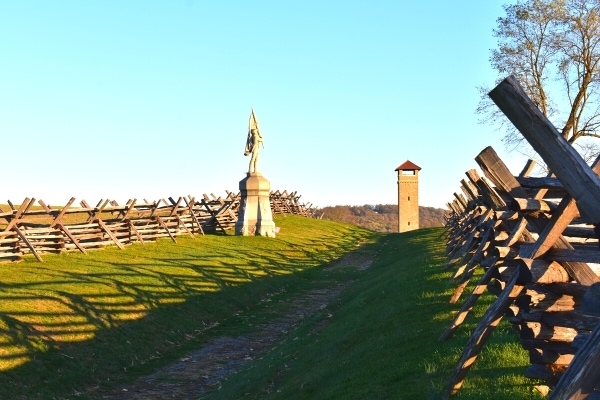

{"left": 235, "top": 173, "right": 276, "bottom": 237}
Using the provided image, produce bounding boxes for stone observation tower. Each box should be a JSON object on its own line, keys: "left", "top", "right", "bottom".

{"left": 395, "top": 160, "right": 421, "bottom": 233}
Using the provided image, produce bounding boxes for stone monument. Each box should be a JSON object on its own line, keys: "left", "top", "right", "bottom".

{"left": 235, "top": 109, "right": 277, "bottom": 237}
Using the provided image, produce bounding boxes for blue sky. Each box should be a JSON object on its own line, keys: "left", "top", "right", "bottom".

{"left": 0, "top": 1, "right": 528, "bottom": 209}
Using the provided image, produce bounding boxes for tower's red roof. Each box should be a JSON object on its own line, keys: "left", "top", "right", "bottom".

{"left": 395, "top": 160, "right": 422, "bottom": 171}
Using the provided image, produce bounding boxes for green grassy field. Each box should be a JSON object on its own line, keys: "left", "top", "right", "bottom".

{"left": 0, "top": 215, "right": 543, "bottom": 399}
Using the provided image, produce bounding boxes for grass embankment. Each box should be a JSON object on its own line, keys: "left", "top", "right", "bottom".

{"left": 0, "top": 215, "right": 542, "bottom": 399}
{"left": 207, "top": 227, "right": 543, "bottom": 400}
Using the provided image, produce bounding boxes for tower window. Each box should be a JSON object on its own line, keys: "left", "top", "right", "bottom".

{"left": 408, "top": 196, "right": 411, "bottom": 201}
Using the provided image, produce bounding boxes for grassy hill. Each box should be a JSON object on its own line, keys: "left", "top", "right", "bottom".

{"left": 0, "top": 216, "right": 541, "bottom": 399}
{"left": 318, "top": 204, "right": 447, "bottom": 232}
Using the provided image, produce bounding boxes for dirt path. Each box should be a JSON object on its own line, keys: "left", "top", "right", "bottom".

{"left": 93, "top": 248, "right": 374, "bottom": 400}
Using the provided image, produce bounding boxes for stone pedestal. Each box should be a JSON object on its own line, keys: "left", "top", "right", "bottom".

{"left": 235, "top": 173, "right": 276, "bottom": 237}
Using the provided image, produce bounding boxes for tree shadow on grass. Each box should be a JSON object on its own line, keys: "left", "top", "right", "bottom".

{"left": 0, "top": 231, "right": 377, "bottom": 400}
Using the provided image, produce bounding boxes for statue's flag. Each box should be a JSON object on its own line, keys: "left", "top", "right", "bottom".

{"left": 248, "top": 108, "right": 260, "bottom": 136}
{"left": 245, "top": 108, "right": 263, "bottom": 155}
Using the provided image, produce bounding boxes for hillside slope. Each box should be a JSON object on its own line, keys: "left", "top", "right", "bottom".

{"left": 318, "top": 204, "right": 447, "bottom": 232}
{"left": 0, "top": 216, "right": 536, "bottom": 399}
{"left": 203, "top": 226, "right": 536, "bottom": 400}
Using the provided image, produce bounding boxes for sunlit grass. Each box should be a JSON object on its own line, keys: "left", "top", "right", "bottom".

{"left": 207, "top": 227, "right": 543, "bottom": 400}
{"left": 0, "top": 220, "right": 544, "bottom": 399}
{"left": 0, "top": 215, "right": 374, "bottom": 399}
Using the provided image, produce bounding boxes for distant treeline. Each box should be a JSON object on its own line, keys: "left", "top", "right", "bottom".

{"left": 317, "top": 204, "right": 447, "bottom": 233}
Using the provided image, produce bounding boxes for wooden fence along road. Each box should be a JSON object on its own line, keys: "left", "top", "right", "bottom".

{"left": 443, "top": 75, "right": 600, "bottom": 399}
{"left": 0, "top": 190, "right": 316, "bottom": 263}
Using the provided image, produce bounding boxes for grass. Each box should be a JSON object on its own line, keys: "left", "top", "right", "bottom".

{"left": 203, "top": 228, "right": 544, "bottom": 400}
{"left": 0, "top": 216, "right": 544, "bottom": 399}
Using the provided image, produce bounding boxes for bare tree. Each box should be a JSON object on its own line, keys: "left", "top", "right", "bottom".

{"left": 478, "top": 0, "right": 600, "bottom": 160}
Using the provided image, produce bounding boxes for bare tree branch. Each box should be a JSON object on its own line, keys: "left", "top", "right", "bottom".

{"left": 478, "top": 0, "right": 600, "bottom": 162}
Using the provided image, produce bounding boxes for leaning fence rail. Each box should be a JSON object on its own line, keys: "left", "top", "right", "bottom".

{"left": 0, "top": 190, "right": 317, "bottom": 263}
{"left": 442, "top": 76, "right": 600, "bottom": 399}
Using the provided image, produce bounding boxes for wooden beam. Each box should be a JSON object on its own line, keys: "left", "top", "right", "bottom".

{"left": 185, "top": 196, "right": 204, "bottom": 235}
{"left": 176, "top": 216, "right": 194, "bottom": 238}
{"left": 476, "top": 146, "right": 599, "bottom": 285}
{"left": 55, "top": 223, "right": 88, "bottom": 255}
{"left": 4, "top": 198, "right": 35, "bottom": 232}
{"left": 543, "top": 248, "right": 600, "bottom": 264}
{"left": 96, "top": 219, "right": 125, "bottom": 250}
{"left": 38, "top": 198, "right": 88, "bottom": 255}
{"left": 49, "top": 197, "right": 76, "bottom": 227}
{"left": 519, "top": 159, "right": 537, "bottom": 177}
{"left": 119, "top": 199, "right": 137, "bottom": 221}
{"left": 489, "top": 75, "right": 600, "bottom": 225}
{"left": 517, "top": 176, "right": 565, "bottom": 191}
{"left": 548, "top": 320, "right": 600, "bottom": 400}
{"left": 460, "top": 179, "right": 479, "bottom": 202}
{"left": 443, "top": 271, "right": 526, "bottom": 399}
{"left": 13, "top": 226, "right": 43, "bottom": 262}
{"left": 86, "top": 199, "right": 110, "bottom": 223}
{"left": 155, "top": 216, "right": 176, "bottom": 243}
{"left": 127, "top": 220, "right": 145, "bottom": 244}
{"left": 449, "top": 220, "right": 494, "bottom": 304}
{"left": 453, "top": 193, "right": 468, "bottom": 211}
{"left": 439, "top": 216, "right": 529, "bottom": 342}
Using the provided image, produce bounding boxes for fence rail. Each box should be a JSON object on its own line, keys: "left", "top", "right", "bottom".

{"left": 442, "top": 76, "right": 600, "bottom": 399}
{"left": 0, "top": 190, "right": 317, "bottom": 263}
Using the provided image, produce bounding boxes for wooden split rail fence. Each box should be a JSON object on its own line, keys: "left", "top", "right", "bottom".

{"left": 442, "top": 76, "right": 600, "bottom": 399}
{"left": 0, "top": 190, "right": 316, "bottom": 263}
